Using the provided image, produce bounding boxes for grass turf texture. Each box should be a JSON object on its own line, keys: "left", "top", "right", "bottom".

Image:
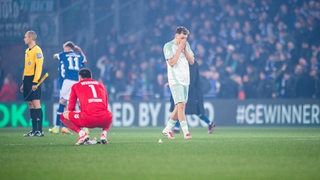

{"left": 0, "top": 127, "right": 319, "bottom": 180}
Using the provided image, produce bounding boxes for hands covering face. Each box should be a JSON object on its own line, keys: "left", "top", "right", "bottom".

{"left": 178, "top": 36, "right": 187, "bottom": 51}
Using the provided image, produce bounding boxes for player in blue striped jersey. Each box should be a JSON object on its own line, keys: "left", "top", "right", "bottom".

{"left": 49, "top": 41, "right": 86, "bottom": 134}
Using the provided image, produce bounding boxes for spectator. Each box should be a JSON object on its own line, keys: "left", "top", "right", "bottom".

{"left": 243, "top": 65, "right": 259, "bottom": 98}
{"left": 113, "top": 69, "right": 128, "bottom": 100}
{"left": 257, "top": 71, "right": 277, "bottom": 99}
{"left": 296, "top": 68, "right": 315, "bottom": 98}
{"left": 219, "top": 67, "right": 238, "bottom": 99}
{"left": 96, "top": 55, "right": 113, "bottom": 86}
{"left": 0, "top": 74, "right": 18, "bottom": 102}
{"left": 69, "top": 0, "right": 320, "bottom": 100}
{"left": 0, "top": 64, "right": 4, "bottom": 90}
{"left": 279, "top": 71, "right": 297, "bottom": 98}
{"left": 153, "top": 74, "right": 165, "bottom": 99}
{"left": 5, "top": 0, "right": 320, "bottom": 100}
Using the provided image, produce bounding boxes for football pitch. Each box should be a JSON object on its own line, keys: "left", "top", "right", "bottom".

{"left": 1, "top": 127, "right": 319, "bottom": 180}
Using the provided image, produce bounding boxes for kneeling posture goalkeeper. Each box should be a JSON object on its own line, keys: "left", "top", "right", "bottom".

{"left": 60, "top": 68, "right": 113, "bottom": 145}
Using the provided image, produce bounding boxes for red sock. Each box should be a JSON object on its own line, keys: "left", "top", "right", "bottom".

{"left": 103, "top": 121, "right": 112, "bottom": 132}
{"left": 103, "top": 113, "right": 112, "bottom": 132}
{"left": 60, "top": 114, "right": 81, "bottom": 133}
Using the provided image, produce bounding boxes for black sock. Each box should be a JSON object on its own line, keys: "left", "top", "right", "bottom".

{"left": 30, "top": 109, "right": 36, "bottom": 132}
{"left": 35, "top": 108, "right": 43, "bottom": 132}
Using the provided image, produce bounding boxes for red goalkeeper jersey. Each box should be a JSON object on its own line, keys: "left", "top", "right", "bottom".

{"left": 68, "top": 78, "right": 109, "bottom": 115}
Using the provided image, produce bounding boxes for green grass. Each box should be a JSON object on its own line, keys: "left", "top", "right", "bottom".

{"left": 0, "top": 127, "right": 320, "bottom": 180}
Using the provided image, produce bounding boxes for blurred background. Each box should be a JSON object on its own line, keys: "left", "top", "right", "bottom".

{"left": 0, "top": 0, "right": 319, "bottom": 102}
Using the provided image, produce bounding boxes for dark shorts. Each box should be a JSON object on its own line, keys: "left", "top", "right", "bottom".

{"left": 23, "top": 76, "right": 41, "bottom": 101}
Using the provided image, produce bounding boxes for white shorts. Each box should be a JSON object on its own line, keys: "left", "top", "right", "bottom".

{"left": 170, "top": 84, "right": 189, "bottom": 105}
{"left": 60, "top": 79, "right": 78, "bottom": 100}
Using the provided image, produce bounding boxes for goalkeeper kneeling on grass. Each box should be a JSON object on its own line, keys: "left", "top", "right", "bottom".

{"left": 60, "top": 68, "right": 113, "bottom": 145}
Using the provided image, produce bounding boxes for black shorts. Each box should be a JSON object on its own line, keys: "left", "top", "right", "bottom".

{"left": 23, "top": 76, "right": 41, "bottom": 101}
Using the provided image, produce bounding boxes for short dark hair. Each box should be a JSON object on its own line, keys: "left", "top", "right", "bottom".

{"left": 63, "top": 41, "right": 76, "bottom": 50}
{"left": 175, "top": 26, "right": 189, "bottom": 35}
{"left": 79, "top": 68, "right": 92, "bottom": 78}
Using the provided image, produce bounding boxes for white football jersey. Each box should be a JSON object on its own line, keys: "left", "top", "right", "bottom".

{"left": 163, "top": 40, "right": 194, "bottom": 86}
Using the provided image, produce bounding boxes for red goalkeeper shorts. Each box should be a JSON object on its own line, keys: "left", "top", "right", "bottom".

{"left": 68, "top": 110, "right": 112, "bottom": 130}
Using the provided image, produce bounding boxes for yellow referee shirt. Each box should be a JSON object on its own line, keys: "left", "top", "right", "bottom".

{"left": 23, "top": 45, "right": 44, "bottom": 84}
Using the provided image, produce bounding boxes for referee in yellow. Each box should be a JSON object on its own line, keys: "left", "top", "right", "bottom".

{"left": 20, "top": 30, "right": 44, "bottom": 137}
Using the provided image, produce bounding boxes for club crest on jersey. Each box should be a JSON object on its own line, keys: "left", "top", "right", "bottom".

{"left": 28, "top": 61, "right": 31, "bottom": 65}
{"left": 36, "top": 53, "right": 43, "bottom": 59}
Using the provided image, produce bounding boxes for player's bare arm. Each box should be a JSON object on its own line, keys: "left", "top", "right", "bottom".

{"left": 167, "top": 40, "right": 185, "bottom": 67}
{"left": 167, "top": 49, "right": 182, "bottom": 67}
{"left": 184, "top": 43, "right": 194, "bottom": 65}
{"left": 20, "top": 84, "right": 23, "bottom": 93}
{"left": 20, "top": 73, "right": 24, "bottom": 93}
{"left": 75, "top": 46, "right": 88, "bottom": 63}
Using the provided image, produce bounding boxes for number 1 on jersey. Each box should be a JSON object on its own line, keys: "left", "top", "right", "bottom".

{"left": 89, "top": 84, "right": 97, "bottom": 98}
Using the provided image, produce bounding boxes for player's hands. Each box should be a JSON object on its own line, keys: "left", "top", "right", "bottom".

{"left": 63, "top": 111, "right": 69, "bottom": 119}
{"left": 20, "top": 84, "right": 23, "bottom": 93}
{"left": 32, "top": 85, "right": 37, "bottom": 91}
{"left": 183, "top": 40, "right": 188, "bottom": 52}
{"left": 53, "top": 53, "right": 59, "bottom": 59}
{"left": 75, "top": 46, "right": 83, "bottom": 53}
{"left": 76, "top": 46, "right": 88, "bottom": 63}
{"left": 178, "top": 39, "right": 187, "bottom": 52}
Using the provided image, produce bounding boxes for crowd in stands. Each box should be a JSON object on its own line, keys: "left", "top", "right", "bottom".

{"left": 1, "top": 0, "right": 320, "bottom": 102}
{"left": 90, "top": 0, "right": 320, "bottom": 100}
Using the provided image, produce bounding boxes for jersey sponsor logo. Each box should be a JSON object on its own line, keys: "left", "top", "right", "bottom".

{"left": 36, "top": 53, "right": 43, "bottom": 59}
{"left": 74, "top": 114, "right": 80, "bottom": 119}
